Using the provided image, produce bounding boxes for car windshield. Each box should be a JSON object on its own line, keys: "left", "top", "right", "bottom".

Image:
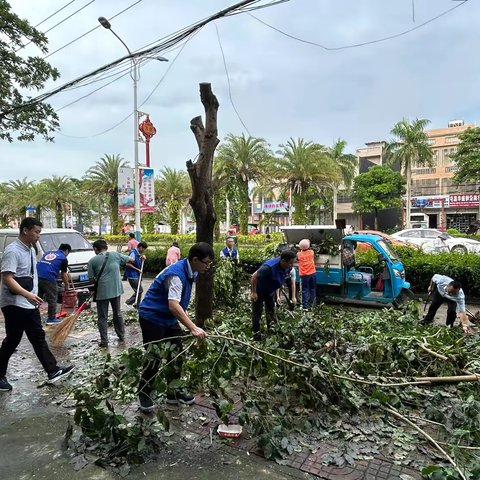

{"left": 377, "top": 239, "right": 400, "bottom": 263}
{"left": 38, "top": 232, "right": 92, "bottom": 253}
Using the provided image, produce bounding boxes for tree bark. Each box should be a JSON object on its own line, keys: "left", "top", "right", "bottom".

{"left": 374, "top": 208, "right": 378, "bottom": 231}
{"left": 187, "top": 83, "right": 220, "bottom": 327}
{"left": 405, "top": 162, "right": 412, "bottom": 229}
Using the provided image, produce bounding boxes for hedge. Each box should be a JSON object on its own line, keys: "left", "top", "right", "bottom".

{"left": 101, "top": 232, "right": 284, "bottom": 246}
{"left": 142, "top": 243, "right": 480, "bottom": 298}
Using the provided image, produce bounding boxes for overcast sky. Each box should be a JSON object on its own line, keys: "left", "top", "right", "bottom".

{"left": 1, "top": 0, "right": 478, "bottom": 182}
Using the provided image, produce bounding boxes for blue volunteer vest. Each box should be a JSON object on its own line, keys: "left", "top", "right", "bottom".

{"left": 257, "top": 257, "right": 291, "bottom": 296}
{"left": 125, "top": 248, "right": 141, "bottom": 279}
{"left": 37, "top": 250, "right": 66, "bottom": 282}
{"left": 221, "top": 246, "right": 238, "bottom": 259}
{"left": 138, "top": 258, "right": 196, "bottom": 326}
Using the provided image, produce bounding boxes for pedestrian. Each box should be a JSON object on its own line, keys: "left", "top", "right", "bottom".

{"left": 126, "top": 232, "right": 139, "bottom": 253}
{"left": 220, "top": 236, "right": 239, "bottom": 263}
{"left": 124, "top": 241, "right": 148, "bottom": 309}
{"left": 88, "top": 239, "right": 134, "bottom": 347}
{"left": 422, "top": 274, "right": 469, "bottom": 333}
{"left": 137, "top": 243, "right": 213, "bottom": 413}
{"left": 0, "top": 218, "right": 74, "bottom": 392}
{"left": 37, "top": 243, "right": 71, "bottom": 325}
{"left": 250, "top": 250, "right": 296, "bottom": 339}
{"left": 166, "top": 242, "right": 181, "bottom": 266}
{"left": 297, "top": 239, "right": 316, "bottom": 310}
{"left": 433, "top": 232, "right": 450, "bottom": 254}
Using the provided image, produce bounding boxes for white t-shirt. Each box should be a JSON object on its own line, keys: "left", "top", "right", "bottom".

{"left": 163, "top": 260, "right": 194, "bottom": 303}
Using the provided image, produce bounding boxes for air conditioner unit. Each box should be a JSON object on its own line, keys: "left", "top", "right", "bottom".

{"left": 448, "top": 120, "right": 464, "bottom": 128}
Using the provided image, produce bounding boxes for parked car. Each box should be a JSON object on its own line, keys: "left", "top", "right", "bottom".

{"left": 0, "top": 228, "right": 96, "bottom": 289}
{"left": 353, "top": 230, "right": 408, "bottom": 252}
{"left": 391, "top": 228, "right": 480, "bottom": 254}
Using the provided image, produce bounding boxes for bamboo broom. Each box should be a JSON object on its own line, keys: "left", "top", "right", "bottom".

{"left": 52, "top": 294, "right": 93, "bottom": 345}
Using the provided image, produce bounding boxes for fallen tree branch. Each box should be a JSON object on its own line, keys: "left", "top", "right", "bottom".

{"left": 380, "top": 406, "right": 467, "bottom": 480}
{"left": 415, "top": 375, "right": 479, "bottom": 384}
{"left": 419, "top": 343, "right": 449, "bottom": 361}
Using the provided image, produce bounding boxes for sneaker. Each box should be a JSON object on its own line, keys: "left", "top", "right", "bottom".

{"left": 123, "top": 303, "right": 134, "bottom": 311}
{"left": 46, "top": 318, "right": 62, "bottom": 325}
{"left": 98, "top": 341, "right": 109, "bottom": 348}
{"left": 167, "top": 391, "right": 195, "bottom": 406}
{"left": 0, "top": 376, "right": 12, "bottom": 392}
{"left": 138, "top": 393, "right": 155, "bottom": 413}
{"left": 47, "top": 365, "right": 75, "bottom": 384}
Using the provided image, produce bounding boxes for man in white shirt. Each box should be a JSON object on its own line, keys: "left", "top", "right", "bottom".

{"left": 433, "top": 233, "right": 450, "bottom": 254}
{"left": 422, "top": 274, "right": 468, "bottom": 333}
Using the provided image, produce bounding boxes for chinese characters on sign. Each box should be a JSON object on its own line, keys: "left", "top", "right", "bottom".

{"left": 253, "top": 201, "right": 288, "bottom": 214}
{"left": 449, "top": 194, "right": 479, "bottom": 208}
{"left": 118, "top": 167, "right": 155, "bottom": 214}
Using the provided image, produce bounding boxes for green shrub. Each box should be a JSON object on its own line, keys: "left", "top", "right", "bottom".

{"left": 447, "top": 228, "right": 459, "bottom": 235}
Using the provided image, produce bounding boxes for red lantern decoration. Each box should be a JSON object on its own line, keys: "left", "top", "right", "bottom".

{"left": 139, "top": 116, "right": 157, "bottom": 167}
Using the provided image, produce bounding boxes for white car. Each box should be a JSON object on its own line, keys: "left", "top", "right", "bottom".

{"left": 391, "top": 228, "right": 480, "bottom": 254}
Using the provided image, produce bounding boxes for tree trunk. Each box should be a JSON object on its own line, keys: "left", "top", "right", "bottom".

{"left": 405, "top": 163, "right": 412, "bottom": 229}
{"left": 332, "top": 186, "right": 338, "bottom": 224}
{"left": 187, "top": 83, "right": 220, "bottom": 327}
{"left": 374, "top": 208, "right": 378, "bottom": 231}
{"left": 110, "top": 195, "right": 118, "bottom": 234}
{"left": 239, "top": 180, "right": 249, "bottom": 235}
{"left": 98, "top": 206, "right": 102, "bottom": 235}
{"left": 55, "top": 204, "right": 63, "bottom": 228}
{"left": 292, "top": 191, "right": 307, "bottom": 225}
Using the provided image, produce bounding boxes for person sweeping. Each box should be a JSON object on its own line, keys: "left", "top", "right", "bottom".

{"left": 422, "top": 274, "right": 469, "bottom": 333}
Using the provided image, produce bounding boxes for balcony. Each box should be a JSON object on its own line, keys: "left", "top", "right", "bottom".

{"left": 412, "top": 168, "right": 436, "bottom": 175}
{"left": 356, "top": 147, "right": 382, "bottom": 157}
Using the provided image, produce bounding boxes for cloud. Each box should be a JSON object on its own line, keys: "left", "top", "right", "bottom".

{"left": 1, "top": 0, "right": 478, "bottom": 182}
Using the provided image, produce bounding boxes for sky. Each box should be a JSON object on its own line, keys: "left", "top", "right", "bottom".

{"left": 1, "top": 0, "right": 478, "bottom": 182}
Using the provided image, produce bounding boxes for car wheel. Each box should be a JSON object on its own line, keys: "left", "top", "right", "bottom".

{"left": 451, "top": 245, "right": 468, "bottom": 254}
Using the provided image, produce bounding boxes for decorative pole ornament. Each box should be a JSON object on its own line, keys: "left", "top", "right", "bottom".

{"left": 139, "top": 115, "right": 157, "bottom": 167}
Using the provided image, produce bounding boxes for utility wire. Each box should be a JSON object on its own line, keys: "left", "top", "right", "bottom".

{"left": 215, "top": 23, "right": 251, "bottom": 136}
{"left": 17, "top": 0, "right": 96, "bottom": 52}
{"left": 34, "top": 0, "right": 77, "bottom": 28}
{"left": 55, "top": 30, "right": 197, "bottom": 138}
{"left": 248, "top": 0, "right": 468, "bottom": 51}
{"left": 44, "top": 0, "right": 143, "bottom": 59}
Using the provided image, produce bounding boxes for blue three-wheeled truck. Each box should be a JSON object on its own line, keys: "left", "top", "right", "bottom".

{"left": 281, "top": 226, "right": 413, "bottom": 307}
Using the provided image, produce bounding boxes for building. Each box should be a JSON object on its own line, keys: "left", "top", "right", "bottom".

{"left": 410, "top": 120, "right": 478, "bottom": 231}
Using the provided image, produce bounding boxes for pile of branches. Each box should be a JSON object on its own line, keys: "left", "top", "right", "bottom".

{"left": 65, "top": 302, "right": 480, "bottom": 479}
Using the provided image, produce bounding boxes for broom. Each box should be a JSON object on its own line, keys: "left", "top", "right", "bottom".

{"left": 52, "top": 294, "right": 93, "bottom": 345}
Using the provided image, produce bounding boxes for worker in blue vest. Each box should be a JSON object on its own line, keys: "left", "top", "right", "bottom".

{"left": 250, "top": 250, "right": 296, "bottom": 339}
{"left": 37, "top": 243, "right": 71, "bottom": 325}
{"left": 124, "top": 241, "right": 148, "bottom": 309}
{"left": 137, "top": 242, "right": 214, "bottom": 413}
{"left": 219, "top": 237, "right": 239, "bottom": 263}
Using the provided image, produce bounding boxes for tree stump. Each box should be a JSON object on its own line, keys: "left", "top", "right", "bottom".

{"left": 186, "top": 83, "right": 220, "bottom": 326}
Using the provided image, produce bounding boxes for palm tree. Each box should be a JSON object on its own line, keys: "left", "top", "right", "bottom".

{"left": 2, "top": 178, "right": 35, "bottom": 221}
{"left": 38, "top": 176, "right": 75, "bottom": 227}
{"left": 155, "top": 167, "right": 191, "bottom": 235}
{"left": 84, "top": 154, "right": 129, "bottom": 234}
{"left": 258, "top": 210, "right": 280, "bottom": 234}
{"left": 215, "top": 134, "right": 271, "bottom": 235}
{"left": 271, "top": 138, "right": 339, "bottom": 225}
{"left": 384, "top": 118, "right": 433, "bottom": 229}
{"left": 326, "top": 139, "right": 357, "bottom": 223}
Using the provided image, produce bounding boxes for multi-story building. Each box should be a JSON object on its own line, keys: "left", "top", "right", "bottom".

{"left": 410, "top": 120, "right": 478, "bottom": 231}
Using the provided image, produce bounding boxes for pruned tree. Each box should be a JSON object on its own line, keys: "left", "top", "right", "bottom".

{"left": 186, "top": 83, "right": 220, "bottom": 327}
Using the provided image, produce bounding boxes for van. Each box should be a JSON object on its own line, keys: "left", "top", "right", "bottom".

{"left": 0, "top": 228, "right": 96, "bottom": 289}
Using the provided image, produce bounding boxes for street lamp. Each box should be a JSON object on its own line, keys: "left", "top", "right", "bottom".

{"left": 98, "top": 16, "right": 168, "bottom": 241}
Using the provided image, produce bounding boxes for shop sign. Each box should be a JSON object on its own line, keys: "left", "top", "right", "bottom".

{"left": 449, "top": 194, "right": 479, "bottom": 208}
{"left": 254, "top": 201, "right": 288, "bottom": 214}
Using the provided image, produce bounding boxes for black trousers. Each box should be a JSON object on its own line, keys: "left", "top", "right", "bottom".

{"left": 38, "top": 278, "right": 58, "bottom": 320}
{"left": 126, "top": 277, "right": 143, "bottom": 306}
{"left": 0, "top": 306, "right": 58, "bottom": 377}
{"left": 138, "top": 317, "right": 183, "bottom": 397}
{"left": 424, "top": 288, "right": 457, "bottom": 326}
{"left": 252, "top": 293, "right": 276, "bottom": 334}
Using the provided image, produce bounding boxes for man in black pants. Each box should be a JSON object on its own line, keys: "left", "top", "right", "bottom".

{"left": 0, "top": 218, "right": 74, "bottom": 392}
{"left": 136, "top": 243, "right": 213, "bottom": 413}
{"left": 250, "top": 250, "right": 296, "bottom": 338}
{"left": 422, "top": 274, "right": 469, "bottom": 333}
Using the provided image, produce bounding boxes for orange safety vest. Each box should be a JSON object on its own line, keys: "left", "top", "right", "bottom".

{"left": 297, "top": 249, "right": 315, "bottom": 276}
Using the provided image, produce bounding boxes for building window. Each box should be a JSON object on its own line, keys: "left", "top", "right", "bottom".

{"left": 412, "top": 168, "right": 436, "bottom": 175}
{"left": 445, "top": 166, "right": 459, "bottom": 173}
{"left": 427, "top": 138, "right": 436, "bottom": 145}
{"left": 432, "top": 150, "right": 438, "bottom": 167}
{"left": 445, "top": 136, "right": 459, "bottom": 144}
{"left": 412, "top": 178, "right": 440, "bottom": 195}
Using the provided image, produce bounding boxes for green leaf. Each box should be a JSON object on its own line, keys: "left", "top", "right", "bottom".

{"left": 137, "top": 437, "right": 146, "bottom": 452}
{"left": 156, "top": 409, "right": 170, "bottom": 431}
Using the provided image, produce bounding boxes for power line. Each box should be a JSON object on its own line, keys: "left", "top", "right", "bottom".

{"left": 215, "top": 23, "right": 251, "bottom": 136}
{"left": 55, "top": 31, "right": 197, "bottom": 137}
{"left": 44, "top": 0, "right": 143, "bottom": 59}
{"left": 17, "top": 0, "right": 97, "bottom": 52}
{"left": 34, "top": 0, "right": 77, "bottom": 28}
{"left": 248, "top": 0, "right": 468, "bottom": 52}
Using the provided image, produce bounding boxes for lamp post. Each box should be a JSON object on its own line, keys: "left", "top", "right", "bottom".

{"left": 98, "top": 16, "right": 168, "bottom": 240}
